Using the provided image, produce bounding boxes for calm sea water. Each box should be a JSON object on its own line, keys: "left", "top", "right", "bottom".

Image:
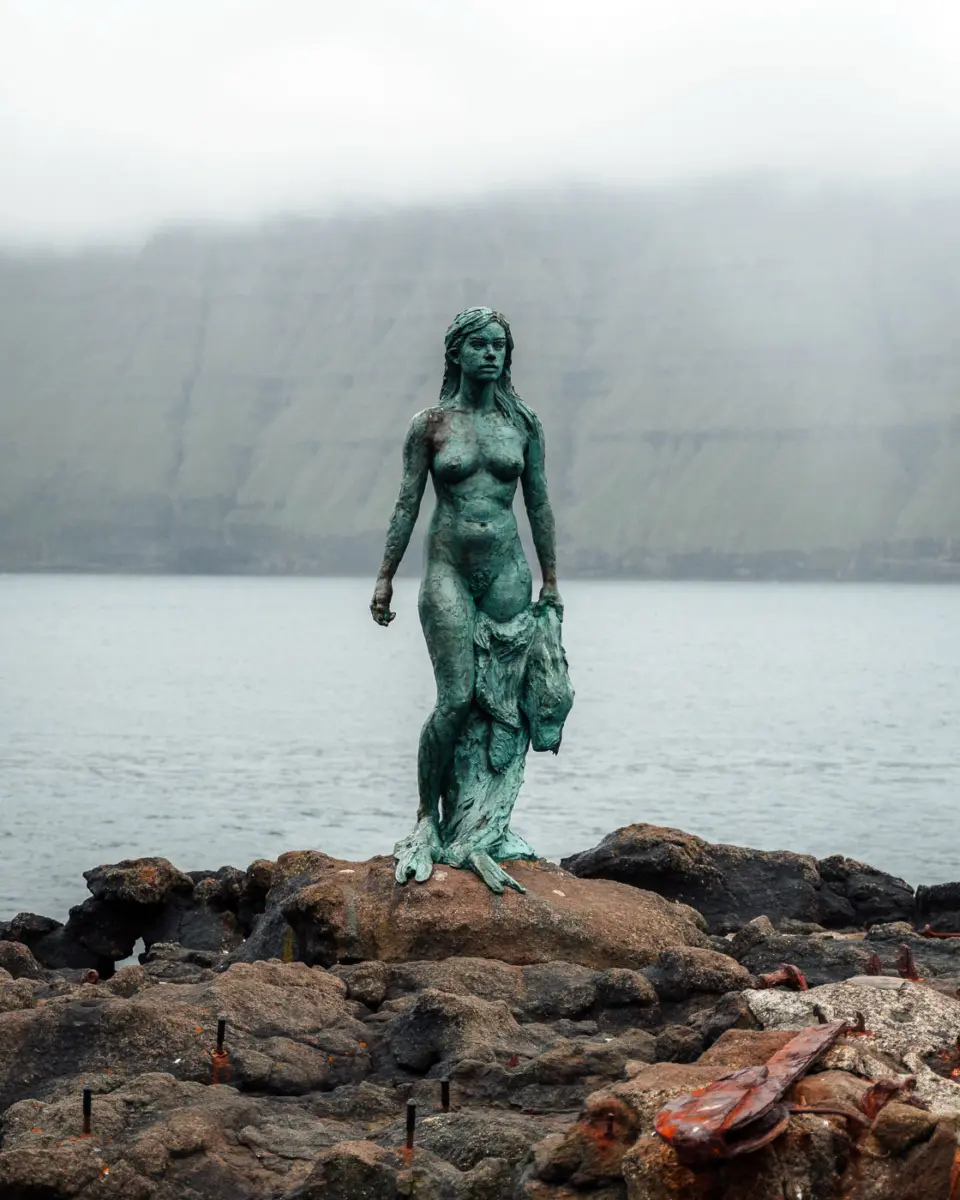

{"left": 1, "top": 575, "right": 959, "bottom": 922}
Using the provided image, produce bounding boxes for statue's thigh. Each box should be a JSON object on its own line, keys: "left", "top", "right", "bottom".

{"left": 418, "top": 565, "right": 476, "bottom": 698}
{"left": 479, "top": 552, "right": 532, "bottom": 621}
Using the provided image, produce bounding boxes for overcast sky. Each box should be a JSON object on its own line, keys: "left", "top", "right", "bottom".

{"left": 2, "top": 0, "right": 960, "bottom": 243}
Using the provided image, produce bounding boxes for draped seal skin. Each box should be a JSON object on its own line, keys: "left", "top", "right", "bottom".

{"left": 370, "top": 308, "right": 574, "bottom": 894}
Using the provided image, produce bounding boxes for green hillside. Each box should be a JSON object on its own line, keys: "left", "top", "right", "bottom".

{"left": 2, "top": 182, "right": 959, "bottom": 578}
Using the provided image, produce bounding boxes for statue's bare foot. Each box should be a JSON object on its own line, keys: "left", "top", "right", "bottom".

{"left": 468, "top": 851, "right": 526, "bottom": 894}
{"left": 394, "top": 818, "right": 441, "bottom": 885}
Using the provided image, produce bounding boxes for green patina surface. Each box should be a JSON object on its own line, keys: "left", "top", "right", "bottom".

{"left": 371, "top": 308, "right": 574, "bottom": 893}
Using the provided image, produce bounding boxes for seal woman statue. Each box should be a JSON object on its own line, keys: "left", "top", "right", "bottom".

{"left": 370, "top": 307, "right": 574, "bottom": 894}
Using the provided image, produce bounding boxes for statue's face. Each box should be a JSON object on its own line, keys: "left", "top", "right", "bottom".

{"left": 456, "top": 321, "right": 506, "bottom": 383}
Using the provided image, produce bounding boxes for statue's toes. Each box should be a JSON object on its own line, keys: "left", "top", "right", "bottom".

{"left": 501, "top": 870, "right": 526, "bottom": 894}
{"left": 471, "top": 851, "right": 513, "bottom": 894}
{"left": 395, "top": 858, "right": 416, "bottom": 885}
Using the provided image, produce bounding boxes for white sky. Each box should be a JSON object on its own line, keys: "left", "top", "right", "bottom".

{"left": 2, "top": 0, "right": 960, "bottom": 242}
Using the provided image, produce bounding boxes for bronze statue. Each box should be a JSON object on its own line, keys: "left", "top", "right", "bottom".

{"left": 371, "top": 307, "right": 573, "bottom": 893}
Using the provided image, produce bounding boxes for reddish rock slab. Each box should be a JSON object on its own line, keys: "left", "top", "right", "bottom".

{"left": 279, "top": 854, "right": 707, "bottom": 971}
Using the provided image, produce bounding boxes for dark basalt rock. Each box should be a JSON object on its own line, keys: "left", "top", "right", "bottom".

{"left": 817, "top": 855, "right": 915, "bottom": 927}
{"left": 916, "top": 880, "right": 960, "bottom": 933}
{"left": 562, "top": 824, "right": 916, "bottom": 933}
{"left": 727, "top": 915, "right": 878, "bottom": 985}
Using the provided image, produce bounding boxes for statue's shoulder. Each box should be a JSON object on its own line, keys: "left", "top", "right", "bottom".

{"left": 408, "top": 406, "right": 449, "bottom": 436}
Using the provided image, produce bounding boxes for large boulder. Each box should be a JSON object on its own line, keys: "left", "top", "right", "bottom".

{"left": 386, "top": 988, "right": 541, "bottom": 1073}
{"left": 562, "top": 825, "right": 915, "bottom": 933}
{"left": 0, "top": 959, "right": 370, "bottom": 1113}
{"left": 273, "top": 853, "right": 706, "bottom": 971}
{"left": 0, "top": 1071, "right": 366, "bottom": 1200}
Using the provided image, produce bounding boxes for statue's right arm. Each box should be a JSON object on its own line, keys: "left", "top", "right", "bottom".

{"left": 375, "top": 411, "right": 430, "bottom": 585}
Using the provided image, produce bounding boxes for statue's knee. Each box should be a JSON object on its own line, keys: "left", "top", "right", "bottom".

{"left": 438, "top": 695, "right": 472, "bottom": 729}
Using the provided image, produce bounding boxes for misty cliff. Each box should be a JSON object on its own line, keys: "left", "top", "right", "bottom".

{"left": 1, "top": 182, "right": 959, "bottom": 578}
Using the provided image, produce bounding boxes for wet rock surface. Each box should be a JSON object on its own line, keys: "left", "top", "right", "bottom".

{"left": 2, "top": 832, "right": 960, "bottom": 1198}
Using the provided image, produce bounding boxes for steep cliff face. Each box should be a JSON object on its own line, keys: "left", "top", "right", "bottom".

{"left": 2, "top": 182, "right": 959, "bottom": 577}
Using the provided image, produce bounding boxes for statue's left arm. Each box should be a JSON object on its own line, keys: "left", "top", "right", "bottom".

{"left": 521, "top": 417, "right": 562, "bottom": 613}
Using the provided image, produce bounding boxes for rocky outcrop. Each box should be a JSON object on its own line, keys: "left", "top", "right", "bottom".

{"left": 527, "top": 1024, "right": 960, "bottom": 1199}
{"left": 726, "top": 914, "right": 960, "bottom": 988}
{"left": 562, "top": 824, "right": 916, "bottom": 932}
{"left": 3, "top": 835, "right": 960, "bottom": 1199}
{"left": 0, "top": 959, "right": 369, "bottom": 1114}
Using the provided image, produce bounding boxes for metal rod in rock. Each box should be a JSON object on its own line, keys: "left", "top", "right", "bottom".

{"left": 440, "top": 1078, "right": 450, "bottom": 1113}
{"left": 82, "top": 1087, "right": 92, "bottom": 1136}
{"left": 406, "top": 1100, "right": 416, "bottom": 1153}
{"left": 216, "top": 1015, "right": 227, "bottom": 1054}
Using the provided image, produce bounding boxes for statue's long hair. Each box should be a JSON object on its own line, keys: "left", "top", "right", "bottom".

{"left": 439, "top": 307, "right": 540, "bottom": 439}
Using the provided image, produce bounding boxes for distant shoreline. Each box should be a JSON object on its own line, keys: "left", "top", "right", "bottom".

{"left": 3, "top": 562, "right": 960, "bottom": 584}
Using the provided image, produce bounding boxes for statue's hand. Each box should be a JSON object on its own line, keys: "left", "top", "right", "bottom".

{"left": 370, "top": 576, "right": 396, "bottom": 626}
{"left": 536, "top": 582, "right": 563, "bottom": 620}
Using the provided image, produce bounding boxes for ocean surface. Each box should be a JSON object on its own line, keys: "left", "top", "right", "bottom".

{"left": 1, "top": 575, "right": 959, "bottom": 923}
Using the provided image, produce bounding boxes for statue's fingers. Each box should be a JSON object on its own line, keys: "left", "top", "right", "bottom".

{"left": 413, "top": 857, "right": 433, "bottom": 883}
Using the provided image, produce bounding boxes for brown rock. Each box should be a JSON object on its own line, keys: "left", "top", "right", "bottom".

{"left": 282, "top": 854, "right": 706, "bottom": 970}
{"left": 840, "top": 1123, "right": 960, "bottom": 1200}
{"left": 789, "top": 1068, "right": 870, "bottom": 1109}
{"left": 84, "top": 857, "right": 195, "bottom": 905}
{"left": 0, "top": 1070, "right": 363, "bottom": 1200}
{"left": 103, "top": 963, "right": 151, "bottom": 997}
{"left": 283, "top": 1136, "right": 512, "bottom": 1200}
{"left": 0, "top": 978, "right": 42, "bottom": 1013}
{"left": 384, "top": 956, "right": 647, "bottom": 1023}
{"left": 386, "top": 988, "right": 538, "bottom": 1072}
{"left": 620, "top": 1133, "right": 713, "bottom": 1199}
{"left": 0, "top": 940, "right": 44, "bottom": 980}
{"left": 655, "top": 945, "right": 751, "bottom": 1000}
{"left": 0, "top": 960, "right": 369, "bottom": 1112}
{"left": 623, "top": 1114, "right": 848, "bottom": 1200}
{"left": 696, "top": 1027, "right": 796, "bottom": 1071}
{"left": 596, "top": 967, "right": 658, "bottom": 1009}
{"left": 331, "top": 960, "right": 390, "bottom": 1008}
{"left": 869, "top": 1099, "right": 939, "bottom": 1154}
{"left": 284, "top": 1136, "right": 397, "bottom": 1199}
{"left": 653, "top": 1025, "right": 703, "bottom": 1063}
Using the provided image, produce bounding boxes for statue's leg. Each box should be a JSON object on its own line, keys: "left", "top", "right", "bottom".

{"left": 418, "top": 563, "right": 476, "bottom": 815}
{"left": 394, "top": 564, "right": 476, "bottom": 886}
